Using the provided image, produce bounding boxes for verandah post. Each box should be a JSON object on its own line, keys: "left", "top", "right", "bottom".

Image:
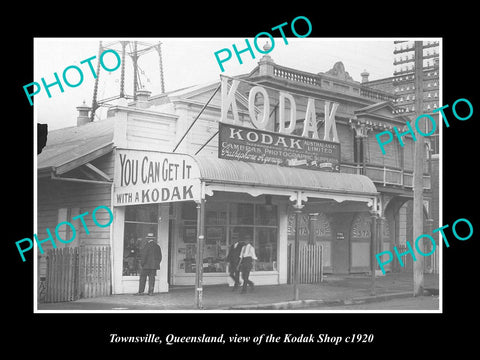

{"left": 195, "top": 198, "right": 206, "bottom": 309}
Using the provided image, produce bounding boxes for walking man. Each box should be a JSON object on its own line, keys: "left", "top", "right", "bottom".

{"left": 135, "top": 233, "right": 162, "bottom": 296}
{"left": 227, "top": 240, "right": 243, "bottom": 290}
{"left": 238, "top": 235, "right": 257, "bottom": 294}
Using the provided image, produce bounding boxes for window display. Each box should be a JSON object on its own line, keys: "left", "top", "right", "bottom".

{"left": 176, "top": 201, "right": 278, "bottom": 274}
{"left": 123, "top": 204, "right": 158, "bottom": 276}
{"left": 255, "top": 227, "right": 277, "bottom": 271}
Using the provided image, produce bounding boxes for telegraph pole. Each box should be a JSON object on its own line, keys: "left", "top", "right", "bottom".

{"left": 413, "top": 41, "right": 425, "bottom": 296}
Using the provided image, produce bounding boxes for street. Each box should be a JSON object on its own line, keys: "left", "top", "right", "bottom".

{"left": 307, "top": 295, "right": 440, "bottom": 310}
{"left": 38, "top": 295, "right": 440, "bottom": 312}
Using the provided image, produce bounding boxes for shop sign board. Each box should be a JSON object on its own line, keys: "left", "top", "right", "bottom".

{"left": 218, "top": 122, "right": 340, "bottom": 172}
{"left": 219, "top": 77, "right": 341, "bottom": 171}
{"left": 113, "top": 149, "right": 201, "bottom": 206}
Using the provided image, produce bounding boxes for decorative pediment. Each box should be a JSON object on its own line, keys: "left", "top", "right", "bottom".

{"left": 324, "top": 61, "right": 354, "bottom": 82}
{"left": 352, "top": 101, "right": 412, "bottom": 131}
{"left": 354, "top": 101, "right": 396, "bottom": 118}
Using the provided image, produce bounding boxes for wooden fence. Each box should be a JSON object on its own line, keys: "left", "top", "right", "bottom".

{"left": 45, "top": 247, "right": 79, "bottom": 303}
{"left": 287, "top": 243, "right": 324, "bottom": 284}
{"left": 44, "top": 246, "right": 111, "bottom": 303}
{"left": 83, "top": 246, "right": 111, "bottom": 299}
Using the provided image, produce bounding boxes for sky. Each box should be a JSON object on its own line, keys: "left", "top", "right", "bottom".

{"left": 33, "top": 37, "right": 396, "bottom": 130}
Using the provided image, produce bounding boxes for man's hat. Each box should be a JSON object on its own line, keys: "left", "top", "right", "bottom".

{"left": 146, "top": 233, "right": 155, "bottom": 238}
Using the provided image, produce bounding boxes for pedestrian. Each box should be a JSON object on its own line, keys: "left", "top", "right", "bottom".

{"left": 135, "top": 233, "right": 162, "bottom": 296}
{"left": 238, "top": 235, "right": 257, "bottom": 294}
{"left": 226, "top": 240, "right": 244, "bottom": 290}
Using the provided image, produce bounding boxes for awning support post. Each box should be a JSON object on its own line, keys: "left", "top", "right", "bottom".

{"left": 369, "top": 195, "right": 381, "bottom": 296}
{"left": 369, "top": 211, "right": 378, "bottom": 296}
{"left": 194, "top": 183, "right": 206, "bottom": 309}
{"left": 290, "top": 191, "right": 306, "bottom": 301}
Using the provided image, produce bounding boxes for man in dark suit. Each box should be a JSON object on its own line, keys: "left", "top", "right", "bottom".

{"left": 226, "top": 240, "right": 244, "bottom": 290}
{"left": 135, "top": 233, "right": 162, "bottom": 296}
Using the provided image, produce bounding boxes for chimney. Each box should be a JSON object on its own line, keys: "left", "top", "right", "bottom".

{"left": 135, "top": 89, "right": 151, "bottom": 109}
{"left": 361, "top": 69, "right": 370, "bottom": 83}
{"left": 76, "top": 101, "right": 91, "bottom": 126}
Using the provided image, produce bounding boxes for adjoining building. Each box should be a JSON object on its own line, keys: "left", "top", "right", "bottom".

{"left": 363, "top": 39, "right": 440, "bottom": 272}
{"left": 37, "top": 45, "right": 438, "bottom": 302}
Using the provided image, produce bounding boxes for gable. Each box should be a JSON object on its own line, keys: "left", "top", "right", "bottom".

{"left": 354, "top": 101, "right": 397, "bottom": 121}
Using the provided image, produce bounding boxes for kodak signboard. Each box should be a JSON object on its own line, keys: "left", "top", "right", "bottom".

{"left": 113, "top": 149, "right": 201, "bottom": 206}
{"left": 218, "top": 77, "right": 341, "bottom": 172}
{"left": 218, "top": 122, "right": 340, "bottom": 171}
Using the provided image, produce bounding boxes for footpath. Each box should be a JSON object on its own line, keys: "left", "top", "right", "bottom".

{"left": 37, "top": 272, "right": 439, "bottom": 311}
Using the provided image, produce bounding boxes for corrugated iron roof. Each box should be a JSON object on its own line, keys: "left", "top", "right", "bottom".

{"left": 194, "top": 156, "right": 377, "bottom": 195}
{"left": 37, "top": 119, "right": 377, "bottom": 197}
{"left": 38, "top": 118, "right": 114, "bottom": 175}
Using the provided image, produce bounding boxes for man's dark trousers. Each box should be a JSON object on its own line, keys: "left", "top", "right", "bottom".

{"left": 240, "top": 257, "right": 254, "bottom": 293}
{"left": 138, "top": 240, "right": 162, "bottom": 295}
{"left": 139, "top": 269, "right": 157, "bottom": 294}
{"left": 227, "top": 242, "right": 243, "bottom": 288}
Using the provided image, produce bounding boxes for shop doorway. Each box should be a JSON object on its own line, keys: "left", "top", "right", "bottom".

{"left": 332, "top": 234, "right": 349, "bottom": 274}
{"left": 331, "top": 213, "right": 352, "bottom": 274}
{"left": 350, "top": 212, "right": 372, "bottom": 273}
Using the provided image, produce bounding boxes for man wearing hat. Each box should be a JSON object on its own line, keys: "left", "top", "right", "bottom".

{"left": 135, "top": 233, "right": 162, "bottom": 296}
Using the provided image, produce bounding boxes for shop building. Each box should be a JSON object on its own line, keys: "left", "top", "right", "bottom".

{"left": 37, "top": 51, "right": 436, "bottom": 300}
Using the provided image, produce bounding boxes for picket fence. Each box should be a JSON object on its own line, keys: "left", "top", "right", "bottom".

{"left": 287, "top": 243, "right": 324, "bottom": 284}
{"left": 44, "top": 246, "right": 111, "bottom": 303}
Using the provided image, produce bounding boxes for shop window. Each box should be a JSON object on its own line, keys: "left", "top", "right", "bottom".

{"left": 230, "top": 226, "right": 254, "bottom": 249}
{"left": 123, "top": 204, "right": 158, "bottom": 276}
{"left": 255, "top": 203, "right": 278, "bottom": 226}
{"left": 206, "top": 202, "right": 228, "bottom": 225}
{"left": 255, "top": 227, "right": 277, "bottom": 271}
{"left": 230, "top": 203, "right": 254, "bottom": 225}
{"left": 181, "top": 201, "right": 197, "bottom": 221}
{"left": 176, "top": 202, "right": 278, "bottom": 274}
{"left": 204, "top": 226, "right": 227, "bottom": 272}
{"left": 203, "top": 202, "right": 228, "bottom": 273}
{"left": 125, "top": 205, "right": 158, "bottom": 223}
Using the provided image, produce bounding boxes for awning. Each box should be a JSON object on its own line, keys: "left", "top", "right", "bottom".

{"left": 194, "top": 156, "right": 378, "bottom": 203}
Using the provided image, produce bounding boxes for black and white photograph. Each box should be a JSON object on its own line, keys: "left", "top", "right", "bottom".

{"left": 7, "top": 9, "right": 478, "bottom": 355}
{"left": 33, "top": 37, "right": 442, "bottom": 313}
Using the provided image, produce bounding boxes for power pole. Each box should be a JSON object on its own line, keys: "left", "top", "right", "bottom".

{"left": 413, "top": 41, "right": 425, "bottom": 296}
{"left": 132, "top": 41, "right": 139, "bottom": 101}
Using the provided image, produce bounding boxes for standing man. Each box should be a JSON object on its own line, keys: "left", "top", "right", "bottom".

{"left": 135, "top": 233, "right": 162, "bottom": 296}
{"left": 226, "top": 239, "right": 244, "bottom": 290}
{"left": 238, "top": 235, "right": 257, "bottom": 294}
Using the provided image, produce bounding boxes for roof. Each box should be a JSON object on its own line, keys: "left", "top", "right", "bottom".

{"left": 194, "top": 157, "right": 377, "bottom": 196}
{"left": 38, "top": 118, "right": 114, "bottom": 176}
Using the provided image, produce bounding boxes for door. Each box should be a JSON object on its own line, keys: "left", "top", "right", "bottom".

{"left": 331, "top": 214, "right": 351, "bottom": 274}
{"left": 350, "top": 212, "right": 371, "bottom": 273}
